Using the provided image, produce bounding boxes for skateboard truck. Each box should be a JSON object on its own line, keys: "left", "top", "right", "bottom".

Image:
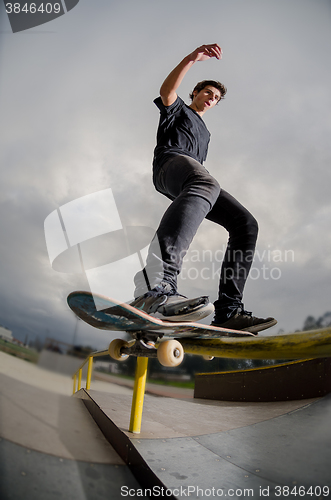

{"left": 108, "top": 332, "right": 185, "bottom": 367}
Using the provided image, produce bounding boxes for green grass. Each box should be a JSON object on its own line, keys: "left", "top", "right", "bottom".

{"left": 147, "top": 378, "right": 194, "bottom": 389}
{"left": 0, "top": 339, "right": 38, "bottom": 363}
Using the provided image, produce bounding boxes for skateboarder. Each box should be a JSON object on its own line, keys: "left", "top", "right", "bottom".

{"left": 132, "top": 43, "right": 276, "bottom": 333}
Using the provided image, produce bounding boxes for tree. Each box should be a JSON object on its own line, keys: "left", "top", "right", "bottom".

{"left": 303, "top": 311, "right": 331, "bottom": 331}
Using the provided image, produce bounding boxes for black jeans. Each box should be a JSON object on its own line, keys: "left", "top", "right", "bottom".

{"left": 134, "top": 155, "right": 258, "bottom": 319}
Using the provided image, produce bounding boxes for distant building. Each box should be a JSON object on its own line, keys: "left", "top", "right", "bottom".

{"left": 0, "top": 325, "right": 13, "bottom": 342}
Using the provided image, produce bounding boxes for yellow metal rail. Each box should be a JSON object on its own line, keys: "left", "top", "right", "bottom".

{"left": 129, "top": 357, "right": 148, "bottom": 434}
{"left": 72, "top": 349, "right": 148, "bottom": 434}
{"left": 181, "top": 328, "right": 331, "bottom": 360}
{"left": 72, "top": 349, "right": 109, "bottom": 394}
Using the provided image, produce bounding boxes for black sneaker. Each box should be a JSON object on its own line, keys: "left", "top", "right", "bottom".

{"left": 212, "top": 307, "right": 277, "bottom": 334}
{"left": 130, "top": 284, "right": 214, "bottom": 322}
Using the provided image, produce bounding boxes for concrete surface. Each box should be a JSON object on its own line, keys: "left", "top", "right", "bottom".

{"left": 0, "top": 350, "right": 133, "bottom": 396}
{"left": 133, "top": 393, "right": 331, "bottom": 498}
{"left": 2, "top": 351, "right": 331, "bottom": 499}
{"left": 0, "top": 352, "right": 142, "bottom": 499}
{"left": 79, "top": 388, "right": 331, "bottom": 499}
{"left": 86, "top": 390, "right": 319, "bottom": 439}
{"left": 0, "top": 372, "right": 126, "bottom": 461}
{"left": 0, "top": 438, "right": 141, "bottom": 500}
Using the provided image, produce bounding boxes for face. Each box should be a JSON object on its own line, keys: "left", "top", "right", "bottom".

{"left": 190, "top": 86, "right": 221, "bottom": 115}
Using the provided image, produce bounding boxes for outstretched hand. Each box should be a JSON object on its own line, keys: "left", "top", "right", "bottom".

{"left": 159, "top": 43, "right": 223, "bottom": 107}
{"left": 188, "top": 44, "right": 222, "bottom": 62}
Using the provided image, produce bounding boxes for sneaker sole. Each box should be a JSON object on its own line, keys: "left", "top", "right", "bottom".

{"left": 153, "top": 302, "right": 215, "bottom": 322}
{"left": 241, "top": 318, "right": 278, "bottom": 334}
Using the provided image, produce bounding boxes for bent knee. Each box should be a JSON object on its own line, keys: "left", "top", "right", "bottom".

{"left": 205, "top": 176, "right": 221, "bottom": 202}
{"left": 243, "top": 213, "right": 259, "bottom": 238}
{"left": 186, "top": 172, "right": 221, "bottom": 207}
{"left": 202, "top": 177, "right": 221, "bottom": 209}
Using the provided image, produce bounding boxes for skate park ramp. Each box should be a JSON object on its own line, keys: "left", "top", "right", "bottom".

{"left": 1, "top": 351, "right": 331, "bottom": 499}
{"left": 78, "top": 385, "right": 331, "bottom": 499}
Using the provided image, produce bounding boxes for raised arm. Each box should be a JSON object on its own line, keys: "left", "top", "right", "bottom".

{"left": 159, "top": 44, "right": 222, "bottom": 106}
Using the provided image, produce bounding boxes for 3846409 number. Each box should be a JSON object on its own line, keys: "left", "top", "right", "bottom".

{"left": 275, "top": 485, "right": 330, "bottom": 497}
{"left": 5, "top": 3, "right": 61, "bottom": 14}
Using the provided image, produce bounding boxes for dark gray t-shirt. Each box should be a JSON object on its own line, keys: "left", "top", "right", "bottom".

{"left": 153, "top": 96, "right": 211, "bottom": 168}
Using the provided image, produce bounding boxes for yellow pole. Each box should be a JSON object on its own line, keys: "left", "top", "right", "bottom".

{"left": 73, "top": 374, "right": 77, "bottom": 395}
{"left": 78, "top": 368, "right": 82, "bottom": 391}
{"left": 86, "top": 356, "right": 93, "bottom": 390}
{"left": 129, "top": 357, "right": 148, "bottom": 434}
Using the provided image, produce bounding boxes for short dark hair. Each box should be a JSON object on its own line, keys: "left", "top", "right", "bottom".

{"left": 189, "top": 80, "right": 227, "bottom": 103}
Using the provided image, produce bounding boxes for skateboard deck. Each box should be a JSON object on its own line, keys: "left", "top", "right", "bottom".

{"left": 67, "top": 291, "right": 254, "bottom": 339}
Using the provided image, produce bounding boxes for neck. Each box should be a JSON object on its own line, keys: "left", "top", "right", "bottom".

{"left": 189, "top": 103, "right": 205, "bottom": 117}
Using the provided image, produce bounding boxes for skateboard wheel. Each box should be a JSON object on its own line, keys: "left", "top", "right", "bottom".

{"left": 157, "top": 340, "right": 184, "bottom": 367}
{"left": 202, "top": 355, "right": 215, "bottom": 361}
{"left": 108, "top": 339, "right": 130, "bottom": 361}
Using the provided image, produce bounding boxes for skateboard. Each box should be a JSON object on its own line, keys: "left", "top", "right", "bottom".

{"left": 67, "top": 291, "right": 331, "bottom": 366}
{"left": 67, "top": 291, "right": 254, "bottom": 367}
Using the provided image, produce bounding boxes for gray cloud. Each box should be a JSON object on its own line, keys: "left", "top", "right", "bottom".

{"left": 0, "top": 0, "right": 330, "bottom": 347}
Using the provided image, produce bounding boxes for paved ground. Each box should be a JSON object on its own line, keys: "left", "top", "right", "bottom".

{"left": 82, "top": 388, "right": 331, "bottom": 499}
{"left": 0, "top": 352, "right": 141, "bottom": 499}
{"left": 0, "top": 350, "right": 134, "bottom": 396}
{"left": 2, "top": 351, "right": 331, "bottom": 499}
{"left": 86, "top": 390, "right": 319, "bottom": 440}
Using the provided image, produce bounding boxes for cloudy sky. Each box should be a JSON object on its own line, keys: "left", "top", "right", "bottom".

{"left": 0, "top": 0, "right": 330, "bottom": 349}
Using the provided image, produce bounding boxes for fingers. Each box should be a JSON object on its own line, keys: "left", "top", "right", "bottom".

{"left": 203, "top": 43, "right": 222, "bottom": 59}
{"left": 188, "top": 43, "right": 223, "bottom": 63}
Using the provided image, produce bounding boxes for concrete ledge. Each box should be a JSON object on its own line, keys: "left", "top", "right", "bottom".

{"left": 75, "top": 389, "right": 176, "bottom": 499}
{"left": 74, "top": 388, "right": 331, "bottom": 498}
{"left": 194, "top": 357, "right": 331, "bottom": 401}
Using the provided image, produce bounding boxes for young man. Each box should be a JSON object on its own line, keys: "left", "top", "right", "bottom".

{"left": 132, "top": 43, "right": 276, "bottom": 333}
